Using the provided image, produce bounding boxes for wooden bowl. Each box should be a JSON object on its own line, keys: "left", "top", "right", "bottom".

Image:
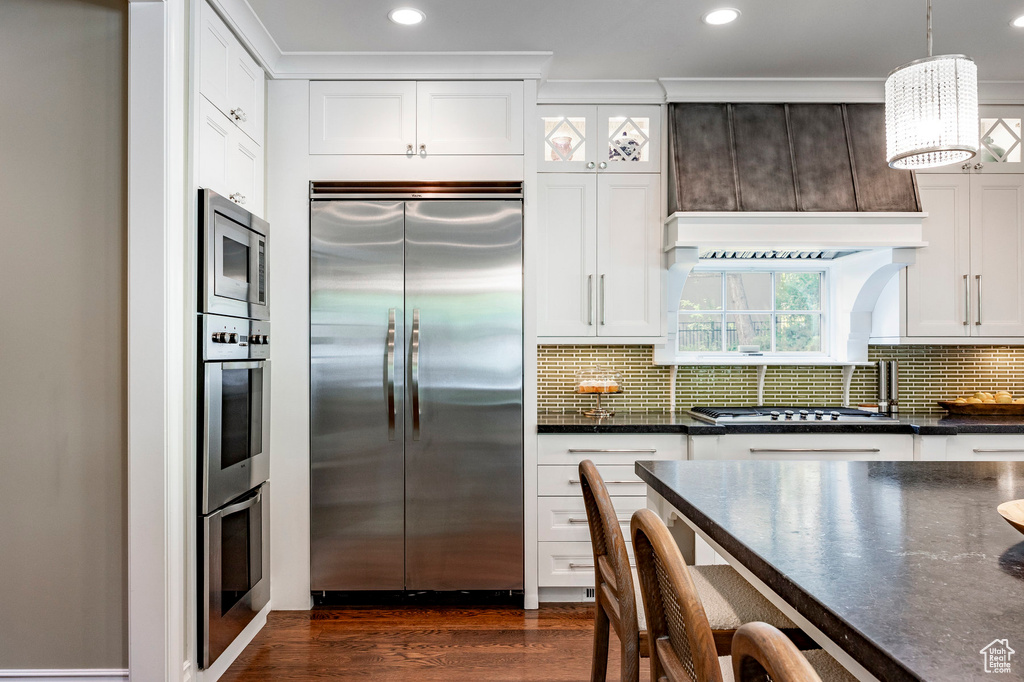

{"left": 997, "top": 500, "right": 1024, "bottom": 535}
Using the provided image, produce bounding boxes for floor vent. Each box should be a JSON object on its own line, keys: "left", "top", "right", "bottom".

{"left": 585, "top": 588, "right": 596, "bottom": 600}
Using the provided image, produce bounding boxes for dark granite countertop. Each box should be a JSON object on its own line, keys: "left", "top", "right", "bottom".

{"left": 637, "top": 459, "right": 1024, "bottom": 681}
{"left": 537, "top": 411, "right": 1024, "bottom": 435}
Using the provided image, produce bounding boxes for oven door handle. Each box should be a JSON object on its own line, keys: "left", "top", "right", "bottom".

{"left": 218, "top": 488, "right": 262, "bottom": 517}
{"left": 221, "top": 360, "right": 264, "bottom": 371}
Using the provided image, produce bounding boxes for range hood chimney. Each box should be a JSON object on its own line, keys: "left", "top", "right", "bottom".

{"left": 657, "top": 103, "right": 927, "bottom": 365}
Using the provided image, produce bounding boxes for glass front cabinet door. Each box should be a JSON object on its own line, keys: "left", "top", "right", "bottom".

{"left": 539, "top": 105, "right": 661, "bottom": 173}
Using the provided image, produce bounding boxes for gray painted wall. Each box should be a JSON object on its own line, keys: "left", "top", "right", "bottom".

{"left": 0, "top": 0, "right": 128, "bottom": 669}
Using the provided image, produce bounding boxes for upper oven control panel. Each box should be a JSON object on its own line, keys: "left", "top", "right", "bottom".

{"left": 202, "top": 314, "right": 270, "bottom": 361}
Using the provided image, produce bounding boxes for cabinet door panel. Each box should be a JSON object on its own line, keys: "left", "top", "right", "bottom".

{"left": 199, "top": 2, "right": 232, "bottom": 115}
{"left": 971, "top": 175, "right": 1024, "bottom": 335}
{"left": 416, "top": 81, "right": 524, "bottom": 155}
{"left": 598, "top": 105, "right": 661, "bottom": 173}
{"left": 538, "top": 105, "right": 597, "bottom": 172}
{"left": 596, "top": 174, "right": 661, "bottom": 337}
{"left": 228, "top": 44, "right": 264, "bottom": 145}
{"left": 537, "top": 174, "right": 597, "bottom": 337}
{"left": 228, "top": 128, "right": 264, "bottom": 218}
{"left": 309, "top": 81, "right": 416, "bottom": 154}
{"left": 198, "top": 98, "right": 231, "bottom": 198}
{"left": 906, "top": 175, "right": 971, "bottom": 336}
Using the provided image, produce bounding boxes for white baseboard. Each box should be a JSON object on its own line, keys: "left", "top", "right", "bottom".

{"left": 0, "top": 671, "right": 128, "bottom": 681}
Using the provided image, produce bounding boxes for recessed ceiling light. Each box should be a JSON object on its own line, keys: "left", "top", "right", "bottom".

{"left": 388, "top": 7, "right": 425, "bottom": 25}
{"left": 702, "top": 8, "right": 741, "bottom": 25}
{"left": 1012, "top": 14, "right": 1024, "bottom": 28}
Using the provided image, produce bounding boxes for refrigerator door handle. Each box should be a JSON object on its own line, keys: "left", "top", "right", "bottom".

{"left": 386, "top": 308, "right": 396, "bottom": 441}
{"left": 411, "top": 308, "right": 421, "bottom": 441}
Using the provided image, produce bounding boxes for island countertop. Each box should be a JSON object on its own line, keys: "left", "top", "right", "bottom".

{"left": 636, "top": 459, "right": 1024, "bottom": 681}
{"left": 538, "top": 410, "right": 1024, "bottom": 435}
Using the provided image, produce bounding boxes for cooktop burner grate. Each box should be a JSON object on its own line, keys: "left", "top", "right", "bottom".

{"left": 688, "top": 406, "right": 898, "bottom": 424}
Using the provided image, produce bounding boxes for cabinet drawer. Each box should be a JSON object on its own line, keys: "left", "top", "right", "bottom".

{"left": 691, "top": 434, "right": 914, "bottom": 461}
{"left": 538, "top": 464, "right": 646, "bottom": 497}
{"left": 538, "top": 541, "right": 635, "bottom": 588}
{"left": 538, "top": 496, "right": 645, "bottom": 542}
{"left": 943, "top": 434, "right": 1024, "bottom": 460}
{"left": 538, "top": 434, "right": 683, "bottom": 464}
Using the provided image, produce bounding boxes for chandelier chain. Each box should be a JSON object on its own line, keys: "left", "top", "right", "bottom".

{"left": 926, "top": 0, "right": 933, "bottom": 57}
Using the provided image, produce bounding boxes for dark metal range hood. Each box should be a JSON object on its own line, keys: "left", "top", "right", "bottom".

{"left": 664, "top": 103, "right": 927, "bottom": 259}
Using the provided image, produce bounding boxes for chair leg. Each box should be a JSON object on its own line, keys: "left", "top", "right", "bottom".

{"left": 591, "top": 603, "right": 610, "bottom": 682}
{"left": 620, "top": 631, "right": 640, "bottom": 682}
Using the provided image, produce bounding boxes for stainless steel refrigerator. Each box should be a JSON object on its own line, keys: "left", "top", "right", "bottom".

{"left": 310, "top": 183, "right": 524, "bottom": 593}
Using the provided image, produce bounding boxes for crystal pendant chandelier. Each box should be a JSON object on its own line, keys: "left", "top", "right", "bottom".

{"left": 885, "top": 0, "right": 978, "bottom": 169}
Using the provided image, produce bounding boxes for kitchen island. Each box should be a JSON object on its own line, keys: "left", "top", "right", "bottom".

{"left": 637, "top": 459, "right": 1024, "bottom": 682}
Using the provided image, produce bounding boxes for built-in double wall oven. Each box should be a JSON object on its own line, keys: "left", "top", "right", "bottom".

{"left": 198, "top": 189, "right": 270, "bottom": 670}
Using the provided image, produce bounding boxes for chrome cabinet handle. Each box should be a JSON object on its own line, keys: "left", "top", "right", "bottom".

{"left": 411, "top": 308, "right": 421, "bottom": 441}
{"left": 568, "top": 479, "right": 637, "bottom": 485}
{"left": 218, "top": 488, "right": 261, "bottom": 517}
{"left": 230, "top": 107, "right": 247, "bottom": 122}
{"left": 386, "top": 308, "right": 396, "bottom": 441}
{"left": 567, "top": 448, "right": 656, "bottom": 453}
{"left": 974, "top": 162, "right": 985, "bottom": 170}
{"left": 598, "top": 161, "right": 608, "bottom": 170}
{"left": 567, "top": 517, "right": 628, "bottom": 525}
{"left": 587, "top": 274, "right": 594, "bottom": 325}
{"left": 974, "top": 449, "right": 1024, "bottom": 453}
{"left": 568, "top": 562, "right": 635, "bottom": 570}
{"left": 963, "top": 274, "right": 970, "bottom": 326}
{"left": 229, "top": 192, "right": 247, "bottom": 204}
{"left": 406, "top": 144, "right": 414, "bottom": 154}
{"left": 599, "top": 274, "right": 606, "bottom": 325}
{"left": 586, "top": 161, "right": 596, "bottom": 169}
{"left": 976, "top": 274, "right": 982, "bottom": 326}
{"left": 749, "top": 448, "right": 881, "bottom": 453}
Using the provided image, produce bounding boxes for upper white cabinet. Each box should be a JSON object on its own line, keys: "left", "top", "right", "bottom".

{"left": 309, "top": 81, "right": 524, "bottom": 155}
{"left": 538, "top": 105, "right": 661, "bottom": 173}
{"left": 199, "top": 0, "right": 264, "bottom": 145}
{"left": 917, "top": 106, "right": 1024, "bottom": 175}
{"left": 537, "top": 173, "right": 661, "bottom": 338}
{"left": 907, "top": 173, "right": 1024, "bottom": 337}
{"left": 198, "top": 98, "right": 264, "bottom": 217}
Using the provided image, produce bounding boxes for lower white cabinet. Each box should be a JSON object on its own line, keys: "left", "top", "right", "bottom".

{"left": 918, "top": 434, "right": 1024, "bottom": 460}
{"left": 536, "top": 434, "right": 684, "bottom": 595}
{"left": 198, "top": 98, "right": 264, "bottom": 216}
{"left": 689, "top": 433, "right": 914, "bottom": 461}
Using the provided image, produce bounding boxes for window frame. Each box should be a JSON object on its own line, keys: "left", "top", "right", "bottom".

{"left": 675, "top": 262, "right": 830, "bottom": 360}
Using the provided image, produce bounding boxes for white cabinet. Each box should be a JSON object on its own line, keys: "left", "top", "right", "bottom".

{"left": 536, "top": 434, "right": 684, "bottom": 594}
{"left": 907, "top": 174, "right": 1024, "bottom": 337}
{"left": 921, "top": 434, "right": 1024, "bottom": 460}
{"left": 199, "top": 0, "right": 264, "bottom": 145}
{"left": 538, "top": 105, "right": 661, "bottom": 173}
{"left": 198, "top": 98, "right": 264, "bottom": 216}
{"left": 537, "top": 173, "right": 661, "bottom": 338}
{"left": 309, "top": 81, "right": 524, "bottom": 155}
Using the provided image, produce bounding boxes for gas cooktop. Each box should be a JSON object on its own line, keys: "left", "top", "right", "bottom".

{"left": 688, "top": 406, "right": 899, "bottom": 425}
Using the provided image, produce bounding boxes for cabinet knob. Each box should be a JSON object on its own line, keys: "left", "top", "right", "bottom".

{"left": 407, "top": 144, "right": 414, "bottom": 154}
{"left": 961, "top": 163, "right": 971, "bottom": 170}
{"left": 598, "top": 161, "right": 608, "bottom": 170}
{"left": 586, "top": 161, "right": 596, "bottom": 169}
{"left": 974, "top": 162, "right": 984, "bottom": 170}
{"left": 230, "top": 107, "right": 247, "bottom": 123}
{"left": 419, "top": 144, "right": 426, "bottom": 154}
{"left": 229, "top": 192, "right": 247, "bottom": 204}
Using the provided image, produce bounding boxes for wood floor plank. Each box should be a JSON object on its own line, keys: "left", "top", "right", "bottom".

{"left": 220, "top": 604, "right": 651, "bottom": 681}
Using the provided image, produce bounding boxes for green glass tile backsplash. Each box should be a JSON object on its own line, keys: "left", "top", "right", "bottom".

{"left": 538, "top": 345, "right": 1024, "bottom": 415}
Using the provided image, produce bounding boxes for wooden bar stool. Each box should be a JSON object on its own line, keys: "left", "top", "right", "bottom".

{"left": 731, "top": 622, "right": 822, "bottom": 682}
{"left": 631, "top": 508, "right": 859, "bottom": 682}
{"left": 578, "top": 460, "right": 804, "bottom": 681}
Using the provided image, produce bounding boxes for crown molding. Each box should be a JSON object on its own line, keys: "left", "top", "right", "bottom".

{"left": 207, "top": 0, "right": 283, "bottom": 73}
{"left": 537, "top": 80, "right": 665, "bottom": 104}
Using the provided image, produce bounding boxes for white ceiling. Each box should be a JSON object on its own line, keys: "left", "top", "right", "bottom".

{"left": 244, "top": 0, "right": 1024, "bottom": 81}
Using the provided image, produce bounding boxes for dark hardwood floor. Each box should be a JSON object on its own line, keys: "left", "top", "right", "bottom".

{"left": 220, "top": 604, "right": 651, "bottom": 681}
